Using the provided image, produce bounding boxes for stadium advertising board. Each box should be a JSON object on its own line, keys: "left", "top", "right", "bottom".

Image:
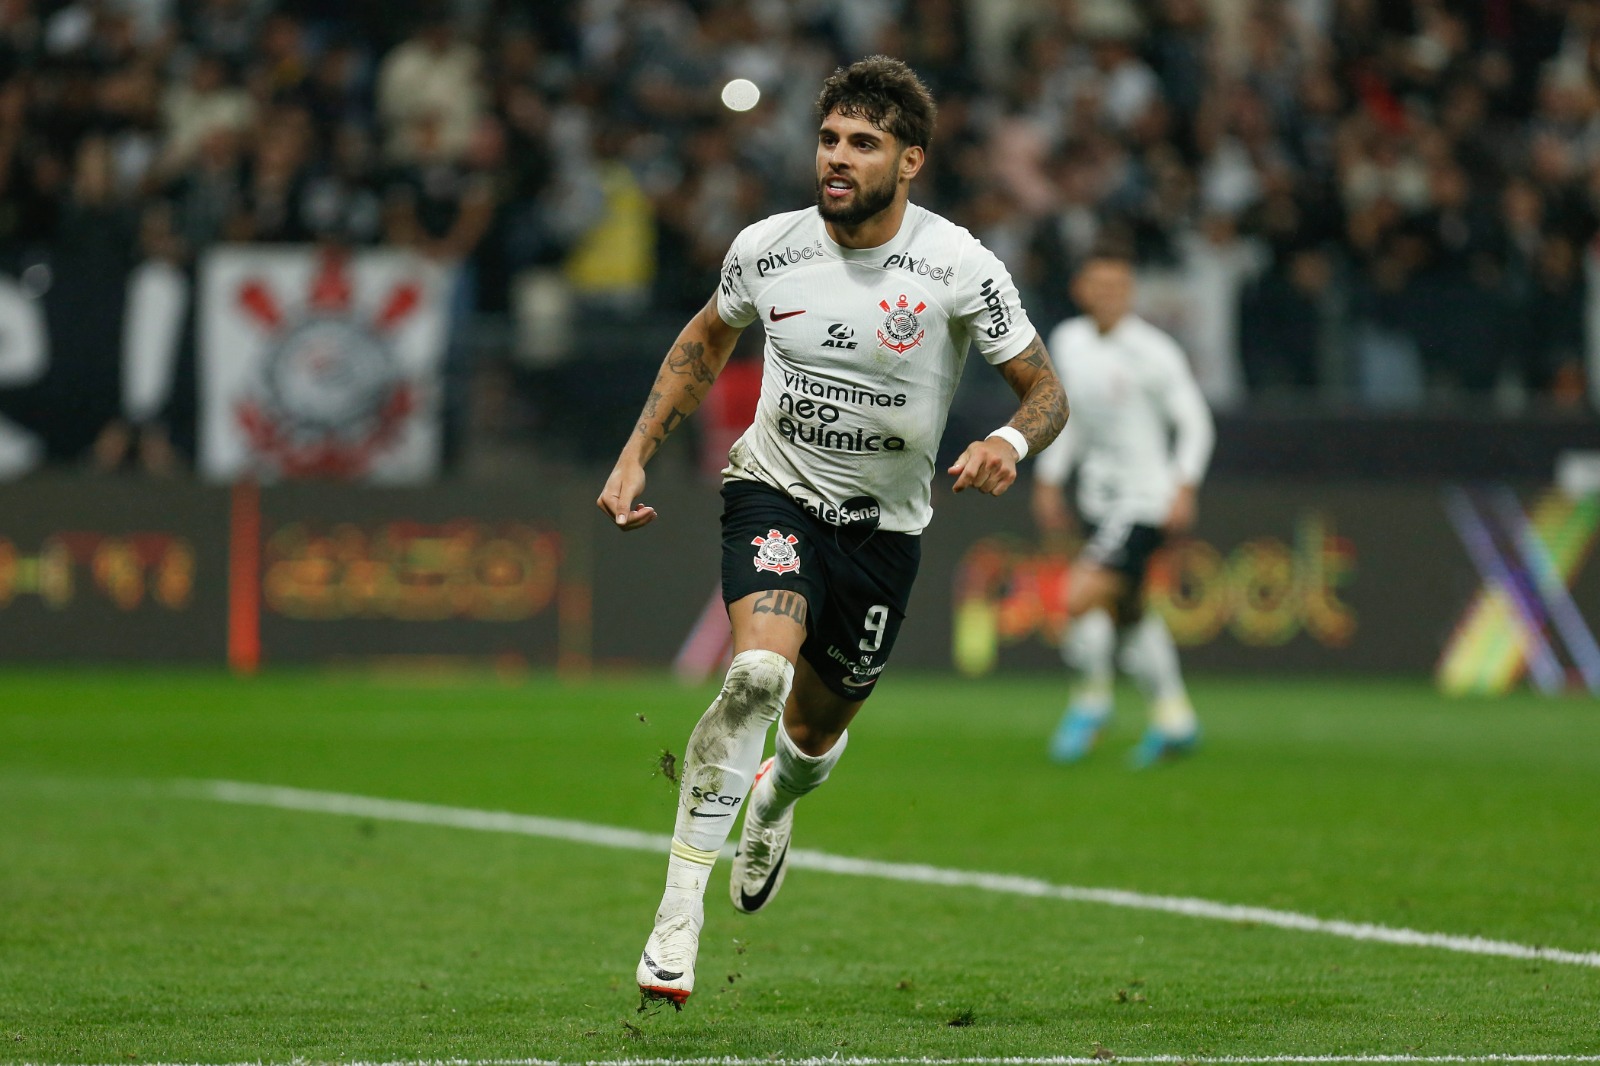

{"left": 1434, "top": 487, "right": 1600, "bottom": 695}
{"left": 246, "top": 482, "right": 584, "bottom": 668}
{"left": 0, "top": 479, "right": 228, "bottom": 662}
{"left": 1, "top": 475, "right": 1594, "bottom": 688}
{"left": 0, "top": 479, "right": 590, "bottom": 669}
{"left": 908, "top": 481, "right": 1599, "bottom": 683}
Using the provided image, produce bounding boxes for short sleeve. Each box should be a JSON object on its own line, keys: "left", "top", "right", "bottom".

{"left": 954, "top": 239, "right": 1036, "bottom": 364}
{"left": 716, "top": 226, "right": 758, "bottom": 329}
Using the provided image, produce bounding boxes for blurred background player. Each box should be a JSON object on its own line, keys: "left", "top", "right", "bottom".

{"left": 1032, "top": 243, "right": 1214, "bottom": 767}
{"left": 598, "top": 57, "right": 1065, "bottom": 1008}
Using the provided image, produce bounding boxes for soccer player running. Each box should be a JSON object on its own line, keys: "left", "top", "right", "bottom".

{"left": 598, "top": 57, "right": 1067, "bottom": 1007}
{"left": 1031, "top": 245, "right": 1214, "bottom": 768}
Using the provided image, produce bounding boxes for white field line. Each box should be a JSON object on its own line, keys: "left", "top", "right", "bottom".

{"left": 21, "top": 1057, "right": 1600, "bottom": 1066}
{"left": 179, "top": 780, "right": 1600, "bottom": 971}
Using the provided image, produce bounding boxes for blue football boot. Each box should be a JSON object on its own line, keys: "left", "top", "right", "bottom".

{"left": 1127, "top": 725, "right": 1200, "bottom": 768}
{"left": 1048, "top": 699, "right": 1111, "bottom": 763}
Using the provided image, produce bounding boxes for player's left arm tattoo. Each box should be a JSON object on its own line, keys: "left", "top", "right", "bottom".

{"left": 997, "top": 333, "right": 1069, "bottom": 454}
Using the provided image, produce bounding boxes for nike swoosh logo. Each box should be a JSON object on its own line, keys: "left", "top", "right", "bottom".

{"left": 840, "top": 675, "right": 876, "bottom": 689}
{"left": 688, "top": 809, "right": 732, "bottom": 818}
{"left": 738, "top": 845, "right": 788, "bottom": 911}
{"left": 641, "top": 950, "right": 683, "bottom": 981}
{"left": 768, "top": 308, "right": 806, "bottom": 321}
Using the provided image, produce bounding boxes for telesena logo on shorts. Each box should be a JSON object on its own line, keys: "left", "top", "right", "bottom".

{"left": 787, "top": 485, "right": 882, "bottom": 532}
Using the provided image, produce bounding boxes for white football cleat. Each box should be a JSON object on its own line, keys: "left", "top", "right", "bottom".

{"left": 730, "top": 757, "right": 793, "bottom": 914}
{"left": 636, "top": 909, "right": 700, "bottom": 1007}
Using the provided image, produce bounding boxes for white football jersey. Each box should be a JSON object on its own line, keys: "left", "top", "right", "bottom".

{"left": 1034, "top": 314, "right": 1214, "bottom": 526}
{"left": 716, "top": 203, "right": 1036, "bottom": 534}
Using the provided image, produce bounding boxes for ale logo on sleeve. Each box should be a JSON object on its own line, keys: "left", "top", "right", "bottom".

{"left": 751, "top": 529, "right": 801, "bottom": 574}
{"left": 877, "top": 293, "right": 926, "bottom": 354}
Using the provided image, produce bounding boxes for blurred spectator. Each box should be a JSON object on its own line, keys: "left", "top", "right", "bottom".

{"left": 302, "top": 38, "right": 370, "bottom": 143}
{"left": 382, "top": 111, "right": 495, "bottom": 262}
{"left": 185, "top": 0, "right": 262, "bottom": 67}
{"left": 160, "top": 124, "right": 247, "bottom": 251}
{"left": 158, "top": 51, "right": 254, "bottom": 176}
{"left": 1525, "top": 234, "right": 1589, "bottom": 407}
{"left": 1241, "top": 246, "right": 1331, "bottom": 395}
{"left": 251, "top": 12, "right": 311, "bottom": 108}
{"left": 1396, "top": 160, "right": 1500, "bottom": 394}
{"left": 383, "top": 108, "right": 498, "bottom": 470}
{"left": 376, "top": 3, "right": 483, "bottom": 163}
{"left": 563, "top": 121, "right": 655, "bottom": 314}
{"left": 42, "top": 135, "right": 140, "bottom": 463}
{"left": 0, "top": 78, "right": 60, "bottom": 253}
{"left": 299, "top": 122, "right": 382, "bottom": 245}
{"left": 236, "top": 105, "right": 312, "bottom": 242}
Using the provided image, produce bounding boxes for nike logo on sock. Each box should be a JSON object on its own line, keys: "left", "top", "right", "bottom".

{"left": 641, "top": 951, "right": 683, "bottom": 981}
{"left": 768, "top": 307, "right": 806, "bottom": 321}
{"left": 688, "top": 809, "right": 732, "bottom": 818}
{"left": 737, "top": 845, "right": 788, "bottom": 911}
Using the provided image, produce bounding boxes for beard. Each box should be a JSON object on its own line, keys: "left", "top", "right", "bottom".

{"left": 816, "top": 170, "right": 898, "bottom": 227}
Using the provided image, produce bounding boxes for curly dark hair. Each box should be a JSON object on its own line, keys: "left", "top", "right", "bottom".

{"left": 1085, "top": 228, "right": 1137, "bottom": 265}
{"left": 815, "top": 55, "right": 937, "bottom": 150}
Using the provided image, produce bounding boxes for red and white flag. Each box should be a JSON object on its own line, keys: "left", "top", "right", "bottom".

{"left": 199, "top": 246, "right": 450, "bottom": 483}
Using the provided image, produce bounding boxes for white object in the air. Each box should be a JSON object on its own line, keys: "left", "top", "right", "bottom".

{"left": 721, "top": 78, "right": 761, "bottom": 112}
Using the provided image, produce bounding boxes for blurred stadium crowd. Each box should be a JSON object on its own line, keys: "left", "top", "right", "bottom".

{"left": 1, "top": 0, "right": 1597, "bottom": 473}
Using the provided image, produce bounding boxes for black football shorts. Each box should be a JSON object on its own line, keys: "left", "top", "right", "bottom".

{"left": 720, "top": 478, "right": 920, "bottom": 701}
{"left": 1080, "top": 517, "right": 1167, "bottom": 585}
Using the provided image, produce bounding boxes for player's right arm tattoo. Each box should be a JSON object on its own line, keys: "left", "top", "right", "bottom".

{"left": 636, "top": 339, "right": 712, "bottom": 453}
{"left": 999, "top": 333, "right": 1069, "bottom": 454}
{"left": 751, "top": 590, "right": 808, "bottom": 625}
{"left": 666, "top": 338, "right": 719, "bottom": 387}
{"left": 629, "top": 300, "right": 740, "bottom": 463}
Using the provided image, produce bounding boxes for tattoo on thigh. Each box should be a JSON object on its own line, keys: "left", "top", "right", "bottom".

{"left": 752, "top": 590, "right": 807, "bottom": 625}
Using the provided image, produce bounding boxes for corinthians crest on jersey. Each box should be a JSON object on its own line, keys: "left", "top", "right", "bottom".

{"left": 876, "top": 293, "right": 926, "bottom": 354}
{"left": 751, "top": 529, "right": 801, "bottom": 574}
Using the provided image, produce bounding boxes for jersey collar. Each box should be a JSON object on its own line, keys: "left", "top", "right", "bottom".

{"left": 816, "top": 203, "right": 921, "bottom": 263}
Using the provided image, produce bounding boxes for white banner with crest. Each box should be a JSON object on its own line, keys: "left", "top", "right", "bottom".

{"left": 199, "top": 246, "right": 449, "bottom": 483}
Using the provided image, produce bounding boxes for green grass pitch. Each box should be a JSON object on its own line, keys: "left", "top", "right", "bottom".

{"left": 1, "top": 668, "right": 1597, "bottom": 1063}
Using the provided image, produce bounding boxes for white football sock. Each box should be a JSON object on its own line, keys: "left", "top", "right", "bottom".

{"left": 659, "top": 649, "right": 792, "bottom": 916}
{"left": 656, "top": 852, "right": 711, "bottom": 933}
{"left": 1118, "top": 613, "right": 1196, "bottom": 736}
{"left": 1150, "top": 694, "right": 1198, "bottom": 738}
{"left": 751, "top": 723, "right": 847, "bottom": 823}
{"left": 1062, "top": 608, "right": 1115, "bottom": 709}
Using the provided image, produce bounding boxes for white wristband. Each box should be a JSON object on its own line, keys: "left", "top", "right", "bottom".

{"left": 987, "top": 426, "right": 1029, "bottom": 461}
